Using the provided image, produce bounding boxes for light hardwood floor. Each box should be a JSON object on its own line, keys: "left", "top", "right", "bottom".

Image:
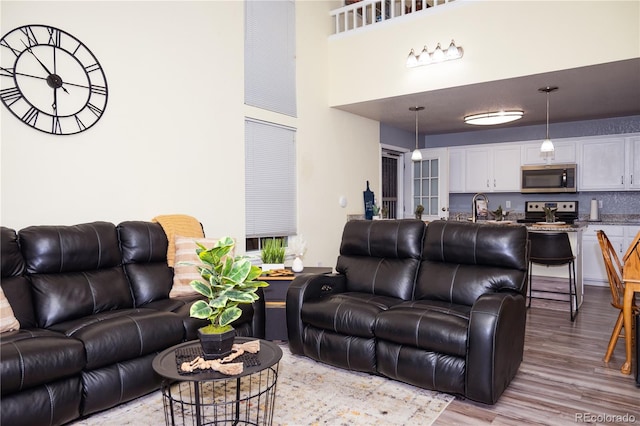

{"left": 435, "top": 282, "right": 639, "bottom": 425}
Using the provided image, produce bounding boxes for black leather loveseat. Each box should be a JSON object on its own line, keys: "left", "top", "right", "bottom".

{"left": 287, "top": 219, "right": 529, "bottom": 404}
{"left": 1, "top": 221, "right": 264, "bottom": 426}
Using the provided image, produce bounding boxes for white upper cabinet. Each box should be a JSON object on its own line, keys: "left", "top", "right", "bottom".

{"left": 628, "top": 136, "right": 640, "bottom": 190}
{"left": 448, "top": 148, "right": 466, "bottom": 193}
{"left": 578, "top": 136, "right": 638, "bottom": 191}
{"left": 464, "top": 144, "right": 521, "bottom": 193}
{"left": 521, "top": 140, "right": 576, "bottom": 165}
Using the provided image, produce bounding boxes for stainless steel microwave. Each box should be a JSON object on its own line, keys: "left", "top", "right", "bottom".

{"left": 521, "top": 164, "right": 577, "bottom": 193}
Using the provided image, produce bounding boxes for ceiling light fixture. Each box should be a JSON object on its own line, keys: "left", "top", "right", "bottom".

{"left": 464, "top": 110, "right": 524, "bottom": 126}
{"left": 539, "top": 86, "right": 558, "bottom": 152}
{"left": 410, "top": 106, "right": 425, "bottom": 162}
{"left": 406, "top": 40, "right": 463, "bottom": 68}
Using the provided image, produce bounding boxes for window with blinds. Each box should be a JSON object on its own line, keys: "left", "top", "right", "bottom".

{"left": 245, "top": 119, "right": 297, "bottom": 242}
{"left": 245, "top": 0, "right": 297, "bottom": 117}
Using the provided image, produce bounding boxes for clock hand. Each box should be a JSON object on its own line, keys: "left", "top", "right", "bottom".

{"left": 20, "top": 42, "right": 70, "bottom": 94}
{"left": 21, "top": 40, "right": 54, "bottom": 76}
{"left": 1, "top": 66, "right": 92, "bottom": 96}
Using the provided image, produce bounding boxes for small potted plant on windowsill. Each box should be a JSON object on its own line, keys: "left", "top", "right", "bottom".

{"left": 415, "top": 204, "right": 425, "bottom": 220}
{"left": 261, "top": 238, "right": 286, "bottom": 271}
{"left": 187, "top": 237, "right": 267, "bottom": 359}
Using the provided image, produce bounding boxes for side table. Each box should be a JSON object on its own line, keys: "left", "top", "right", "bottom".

{"left": 152, "top": 337, "right": 283, "bottom": 426}
{"left": 258, "top": 267, "right": 332, "bottom": 341}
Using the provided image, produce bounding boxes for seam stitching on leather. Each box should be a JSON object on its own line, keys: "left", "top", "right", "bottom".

{"left": 44, "top": 383, "right": 55, "bottom": 425}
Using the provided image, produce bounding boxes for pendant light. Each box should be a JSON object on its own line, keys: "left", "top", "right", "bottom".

{"left": 410, "top": 106, "right": 424, "bottom": 162}
{"left": 539, "top": 86, "right": 558, "bottom": 153}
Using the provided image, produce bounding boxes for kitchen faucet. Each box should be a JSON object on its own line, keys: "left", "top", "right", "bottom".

{"left": 471, "top": 193, "right": 489, "bottom": 223}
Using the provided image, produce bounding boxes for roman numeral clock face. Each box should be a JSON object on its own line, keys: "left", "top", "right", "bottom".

{"left": 1, "top": 25, "right": 108, "bottom": 135}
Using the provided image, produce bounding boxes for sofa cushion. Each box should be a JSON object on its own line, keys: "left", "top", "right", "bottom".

{"left": 336, "top": 220, "right": 425, "bottom": 300}
{"left": 375, "top": 301, "right": 470, "bottom": 357}
{"left": 301, "top": 292, "right": 403, "bottom": 338}
{"left": 171, "top": 235, "right": 223, "bottom": 297}
{"left": 1, "top": 227, "right": 37, "bottom": 329}
{"left": 418, "top": 221, "right": 528, "bottom": 305}
{"left": 118, "top": 221, "right": 174, "bottom": 306}
{"left": 19, "top": 222, "right": 134, "bottom": 327}
{"left": 0, "top": 329, "right": 85, "bottom": 395}
{"left": 49, "top": 309, "right": 184, "bottom": 370}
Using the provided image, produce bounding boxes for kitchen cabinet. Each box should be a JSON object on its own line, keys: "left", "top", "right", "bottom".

{"left": 448, "top": 147, "right": 465, "bottom": 193}
{"left": 628, "top": 136, "right": 640, "bottom": 190}
{"left": 583, "top": 224, "right": 640, "bottom": 285}
{"left": 579, "top": 136, "right": 638, "bottom": 191}
{"left": 521, "top": 140, "right": 576, "bottom": 165}
{"left": 464, "top": 145, "right": 521, "bottom": 193}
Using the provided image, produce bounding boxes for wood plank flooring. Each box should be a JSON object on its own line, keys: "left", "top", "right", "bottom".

{"left": 435, "top": 281, "right": 639, "bottom": 425}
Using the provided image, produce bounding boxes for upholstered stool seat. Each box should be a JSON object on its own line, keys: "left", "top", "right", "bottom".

{"left": 527, "top": 231, "right": 578, "bottom": 321}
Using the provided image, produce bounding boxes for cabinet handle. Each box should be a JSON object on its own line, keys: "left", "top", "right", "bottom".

{"left": 621, "top": 176, "right": 624, "bottom": 185}
{"left": 486, "top": 179, "right": 489, "bottom": 188}
{"left": 631, "top": 174, "right": 634, "bottom": 185}
{"left": 494, "top": 179, "right": 496, "bottom": 187}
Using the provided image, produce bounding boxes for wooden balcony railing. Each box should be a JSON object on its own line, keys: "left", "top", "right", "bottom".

{"left": 331, "top": 0, "right": 454, "bottom": 35}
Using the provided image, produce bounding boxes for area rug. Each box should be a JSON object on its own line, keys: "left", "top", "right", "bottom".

{"left": 70, "top": 344, "right": 453, "bottom": 425}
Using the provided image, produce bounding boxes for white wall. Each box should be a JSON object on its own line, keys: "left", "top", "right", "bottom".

{"left": 1, "top": 1, "right": 380, "bottom": 267}
{"left": 328, "top": 0, "right": 640, "bottom": 106}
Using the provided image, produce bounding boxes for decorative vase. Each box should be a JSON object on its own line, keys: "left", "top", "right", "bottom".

{"left": 198, "top": 327, "right": 236, "bottom": 360}
{"left": 292, "top": 256, "right": 304, "bottom": 272}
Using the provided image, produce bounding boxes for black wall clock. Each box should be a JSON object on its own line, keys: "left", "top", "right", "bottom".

{"left": 0, "top": 24, "right": 108, "bottom": 135}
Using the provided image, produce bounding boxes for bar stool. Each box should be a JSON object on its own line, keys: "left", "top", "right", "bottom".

{"left": 527, "top": 231, "right": 578, "bottom": 321}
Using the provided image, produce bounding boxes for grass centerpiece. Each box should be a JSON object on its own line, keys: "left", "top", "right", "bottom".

{"left": 187, "top": 237, "right": 267, "bottom": 359}
{"left": 260, "top": 238, "right": 286, "bottom": 271}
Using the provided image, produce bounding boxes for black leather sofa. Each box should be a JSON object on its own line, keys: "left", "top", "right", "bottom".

{"left": 287, "top": 219, "right": 529, "bottom": 404}
{"left": 1, "top": 221, "right": 265, "bottom": 426}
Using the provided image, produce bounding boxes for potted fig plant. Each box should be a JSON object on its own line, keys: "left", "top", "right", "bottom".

{"left": 187, "top": 237, "right": 267, "bottom": 359}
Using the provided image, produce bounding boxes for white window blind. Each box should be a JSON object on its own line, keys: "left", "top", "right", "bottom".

{"left": 245, "top": 119, "right": 297, "bottom": 237}
{"left": 245, "top": 0, "right": 297, "bottom": 117}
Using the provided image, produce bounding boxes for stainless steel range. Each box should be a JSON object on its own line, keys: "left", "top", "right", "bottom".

{"left": 516, "top": 201, "right": 579, "bottom": 224}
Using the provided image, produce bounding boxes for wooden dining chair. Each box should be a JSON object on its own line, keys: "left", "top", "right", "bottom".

{"left": 597, "top": 230, "right": 639, "bottom": 362}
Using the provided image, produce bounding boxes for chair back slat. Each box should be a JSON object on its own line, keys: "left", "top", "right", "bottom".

{"left": 596, "top": 230, "right": 624, "bottom": 309}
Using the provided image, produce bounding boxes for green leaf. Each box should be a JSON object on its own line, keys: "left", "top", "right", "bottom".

{"left": 226, "top": 289, "right": 258, "bottom": 303}
{"left": 209, "top": 294, "right": 229, "bottom": 309}
{"left": 190, "top": 280, "right": 213, "bottom": 298}
{"left": 219, "top": 306, "right": 242, "bottom": 327}
{"left": 245, "top": 265, "right": 263, "bottom": 281}
{"left": 190, "top": 300, "right": 212, "bottom": 319}
{"left": 226, "top": 259, "right": 252, "bottom": 283}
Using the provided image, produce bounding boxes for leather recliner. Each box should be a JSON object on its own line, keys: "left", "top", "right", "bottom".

{"left": 1, "top": 221, "right": 265, "bottom": 426}
{"left": 287, "top": 219, "right": 529, "bottom": 404}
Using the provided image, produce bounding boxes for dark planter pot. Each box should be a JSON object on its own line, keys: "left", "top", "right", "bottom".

{"left": 198, "top": 327, "right": 236, "bottom": 360}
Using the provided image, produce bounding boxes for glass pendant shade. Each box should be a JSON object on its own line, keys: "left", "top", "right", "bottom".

{"left": 410, "top": 106, "right": 425, "bottom": 162}
{"left": 540, "top": 139, "right": 555, "bottom": 152}
{"left": 446, "top": 40, "right": 461, "bottom": 59}
{"left": 406, "top": 49, "right": 418, "bottom": 67}
{"left": 432, "top": 43, "right": 445, "bottom": 62}
{"left": 539, "top": 86, "right": 558, "bottom": 153}
{"left": 418, "top": 46, "right": 431, "bottom": 66}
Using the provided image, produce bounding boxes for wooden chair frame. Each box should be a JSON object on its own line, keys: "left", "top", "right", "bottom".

{"left": 597, "top": 230, "right": 638, "bottom": 363}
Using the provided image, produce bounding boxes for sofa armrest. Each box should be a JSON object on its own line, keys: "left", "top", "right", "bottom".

{"left": 286, "top": 273, "right": 345, "bottom": 354}
{"left": 466, "top": 291, "right": 526, "bottom": 404}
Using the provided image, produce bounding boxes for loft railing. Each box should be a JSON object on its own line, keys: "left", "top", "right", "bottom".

{"left": 331, "top": 0, "right": 454, "bottom": 35}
